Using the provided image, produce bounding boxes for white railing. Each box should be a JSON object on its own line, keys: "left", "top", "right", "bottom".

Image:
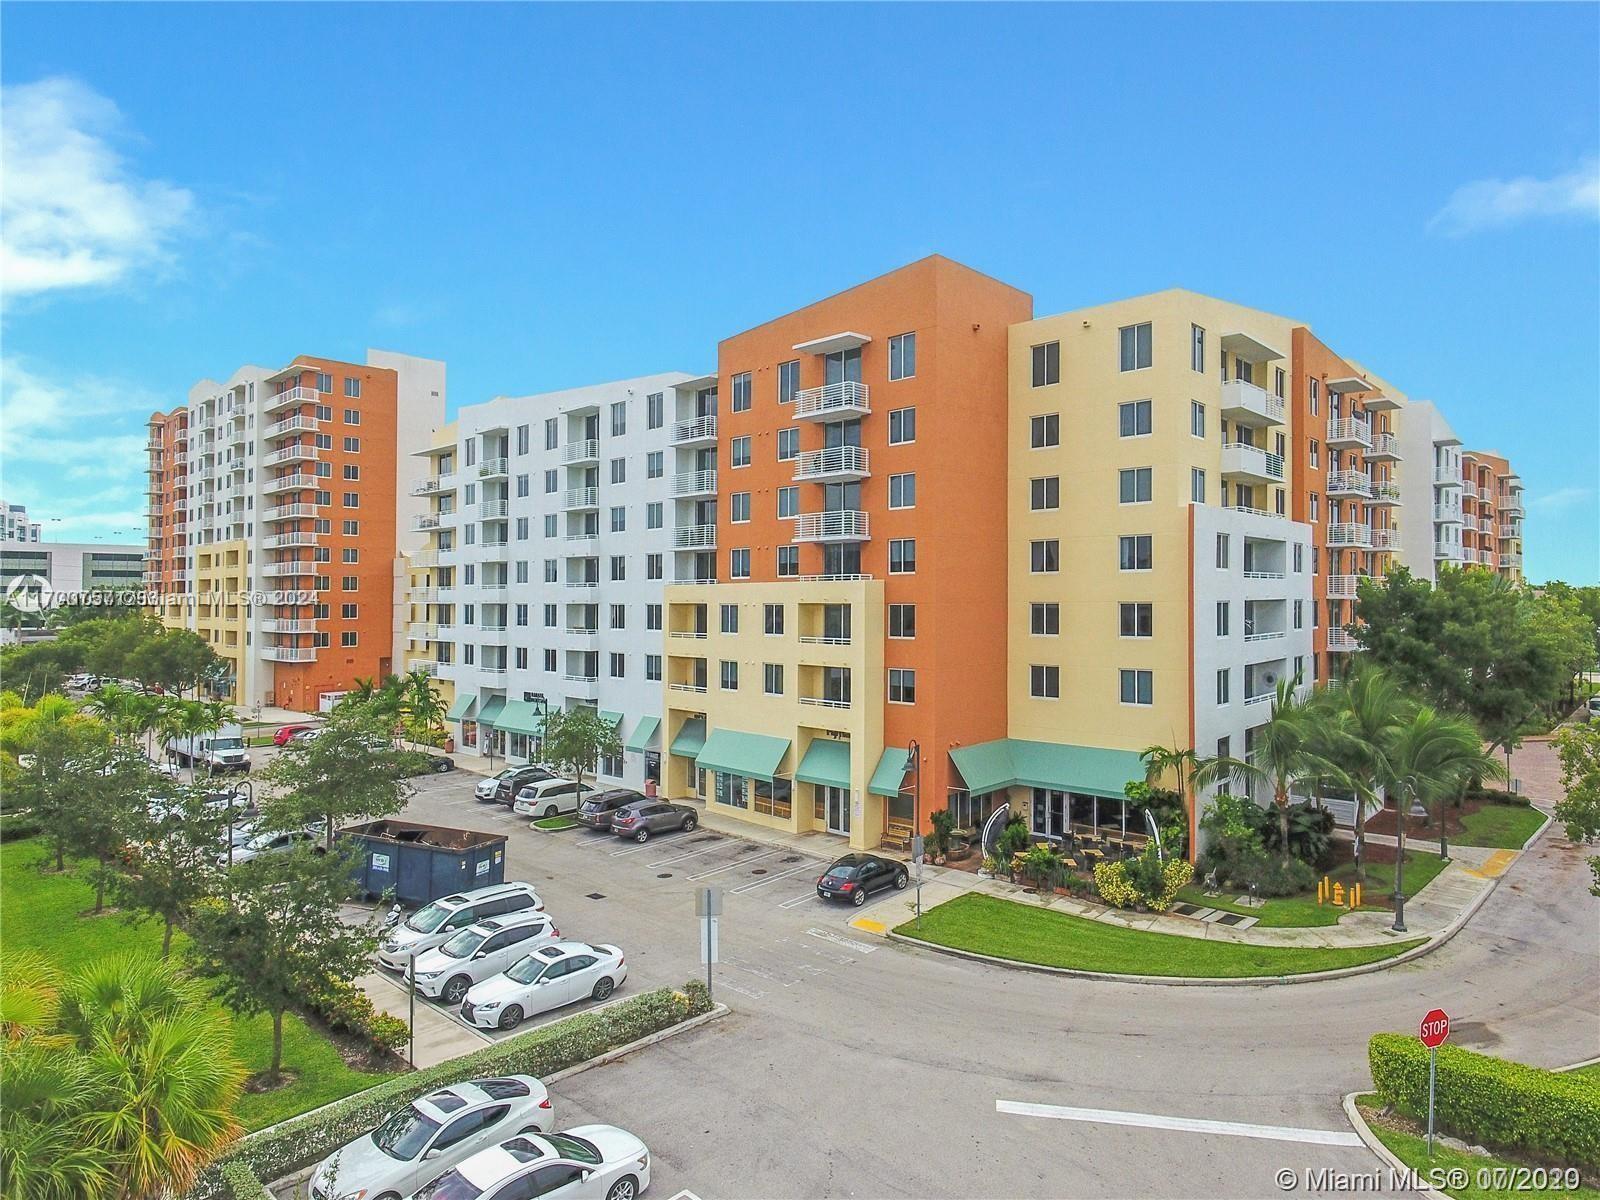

{"left": 799, "top": 695, "right": 852, "bottom": 709}
{"left": 1434, "top": 467, "right": 1463, "bottom": 486}
{"left": 798, "top": 635, "right": 852, "bottom": 645}
{"left": 1243, "top": 691, "right": 1275, "bottom": 706}
{"left": 1326, "top": 417, "right": 1372, "bottom": 448}
{"left": 672, "top": 415, "right": 717, "bottom": 444}
{"left": 1328, "top": 522, "right": 1373, "bottom": 548}
{"left": 265, "top": 385, "right": 319, "bottom": 412}
{"left": 260, "top": 618, "right": 318, "bottom": 634}
{"left": 263, "top": 531, "right": 319, "bottom": 549}
{"left": 668, "top": 682, "right": 708, "bottom": 694}
{"left": 793, "top": 445, "right": 871, "bottom": 481}
{"left": 668, "top": 630, "right": 708, "bottom": 640}
{"left": 1219, "top": 379, "right": 1286, "bottom": 425}
{"left": 411, "top": 661, "right": 441, "bottom": 677}
{"left": 1369, "top": 433, "right": 1402, "bottom": 459}
{"left": 1243, "top": 630, "right": 1286, "bottom": 643}
{"left": 479, "top": 499, "right": 509, "bottom": 518}
{"left": 263, "top": 443, "right": 318, "bottom": 466}
{"left": 1241, "top": 569, "right": 1286, "bottom": 580}
{"left": 564, "top": 487, "right": 599, "bottom": 508}
{"left": 264, "top": 472, "right": 317, "bottom": 493}
{"left": 263, "top": 414, "right": 319, "bottom": 440}
{"left": 478, "top": 457, "right": 509, "bottom": 477}
{"left": 672, "top": 470, "right": 718, "bottom": 497}
{"left": 410, "top": 477, "right": 446, "bottom": 496}
{"left": 1327, "top": 575, "right": 1363, "bottom": 598}
{"left": 792, "top": 379, "right": 870, "bottom": 420}
{"left": 478, "top": 583, "right": 509, "bottom": 596}
{"left": 1370, "top": 482, "right": 1402, "bottom": 504}
{"left": 562, "top": 439, "right": 599, "bottom": 463}
{"left": 1326, "top": 627, "right": 1364, "bottom": 652}
{"left": 564, "top": 673, "right": 599, "bottom": 684}
{"left": 673, "top": 524, "right": 717, "bottom": 550}
{"left": 414, "top": 514, "right": 442, "bottom": 531}
{"left": 261, "top": 561, "right": 312, "bottom": 578}
{"left": 1221, "top": 442, "right": 1285, "bottom": 481}
{"left": 262, "top": 645, "right": 317, "bottom": 663}
{"left": 564, "top": 627, "right": 598, "bottom": 637}
{"left": 264, "top": 502, "right": 319, "bottom": 522}
{"left": 792, "top": 510, "right": 870, "bottom": 541}
{"left": 1326, "top": 470, "right": 1372, "bottom": 497}
{"left": 1434, "top": 542, "right": 1460, "bottom": 559}
{"left": 564, "top": 578, "right": 598, "bottom": 589}
{"left": 1499, "top": 524, "right": 1520, "bottom": 539}
{"left": 1227, "top": 505, "right": 1285, "bottom": 520}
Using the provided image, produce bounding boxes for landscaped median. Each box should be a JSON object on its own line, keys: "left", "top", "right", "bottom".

{"left": 191, "top": 981, "right": 717, "bottom": 1199}
{"left": 892, "top": 893, "right": 1426, "bottom": 981}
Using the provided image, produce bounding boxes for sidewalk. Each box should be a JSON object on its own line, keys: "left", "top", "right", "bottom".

{"left": 357, "top": 969, "right": 492, "bottom": 1068}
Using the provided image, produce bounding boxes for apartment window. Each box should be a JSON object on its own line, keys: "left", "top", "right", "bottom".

{"left": 731, "top": 436, "right": 751, "bottom": 468}
{"left": 1119, "top": 467, "right": 1153, "bottom": 504}
{"left": 1274, "top": 367, "right": 1286, "bottom": 398}
{"left": 1031, "top": 539, "right": 1060, "bottom": 573}
{"left": 646, "top": 604, "right": 662, "bottom": 631}
{"left": 341, "top": 631, "right": 358, "bottom": 647}
{"left": 720, "top": 661, "right": 739, "bottom": 691}
{"left": 543, "top": 514, "right": 557, "bottom": 537}
{"left": 516, "top": 517, "right": 529, "bottom": 540}
{"left": 610, "top": 506, "right": 625, "bottom": 533}
{"left": 1191, "top": 324, "right": 1205, "bottom": 373}
{"left": 647, "top": 501, "right": 664, "bottom": 529}
{"left": 1191, "top": 400, "right": 1206, "bottom": 438}
{"left": 889, "top": 332, "right": 917, "bottom": 380}
{"left": 1030, "top": 664, "right": 1060, "bottom": 700}
{"left": 1309, "top": 492, "right": 1320, "bottom": 522}
{"left": 342, "top": 547, "right": 358, "bottom": 563}
{"left": 611, "top": 604, "right": 627, "bottom": 630}
{"left": 1309, "top": 439, "right": 1320, "bottom": 469}
{"left": 721, "top": 603, "right": 739, "bottom": 634}
{"left": 889, "top": 603, "right": 916, "bottom": 638}
{"left": 776, "top": 545, "right": 798, "bottom": 576}
{"left": 544, "top": 469, "right": 557, "bottom": 493}
{"left": 1217, "top": 601, "right": 1231, "bottom": 636}
{"left": 1191, "top": 467, "right": 1206, "bottom": 504}
{"left": 777, "top": 360, "right": 800, "bottom": 405}
{"left": 764, "top": 663, "right": 784, "bottom": 695}
{"left": 1031, "top": 602, "right": 1059, "bottom": 636}
{"left": 729, "top": 548, "right": 751, "bottom": 579}
{"left": 1216, "top": 533, "right": 1230, "bottom": 568}
{"left": 1309, "top": 378, "right": 1320, "bottom": 417}
{"left": 514, "top": 603, "right": 529, "bottom": 627}
{"left": 1119, "top": 668, "right": 1154, "bottom": 706}
{"left": 343, "top": 437, "right": 361, "bottom": 453}
{"left": 646, "top": 450, "right": 663, "bottom": 479}
{"left": 777, "top": 485, "right": 798, "bottom": 518}
{"left": 888, "top": 668, "right": 917, "bottom": 704}
{"left": 344, "top": 377, "right": 361, "bottom": 398}
{"left": 1293, "top": 599, "right": 1304, "bottom": 629}
{"left": 1217, "top": 668, "right": 1231, "bottom": 705}
{"left": 731, "top": 493, "right": 751, "bottom": 523}
{"left": 543, "top": 649, "right": 556, "bottom": 672}
{"left": 777, "top": 428, "right": 799, "bottom": 461}
{"left": 516, "top": 424, "right": 529, "bottom": 454}
{"left": 610, "top": 555, "right": 626, "bottom": 580}
{"left": 889, "top": 407, "right": 917, "bottom": 444}
{"left": 544, "top": 560, "right": 558, "bottom": 583}
{"left": 1030, "top": 476, "right": 1060, "bottom": 511}
{"left": 515, "top": 647, "right": 528, "bottom": 670}
{"left": 610, "top": 401, "right": 627, "bottom": 436}
{"left": 342, "top": 520, "right": 359, "bottom": 535}
{"left": 1030, "top": 413, "right": 1059, "bottom": 449}
{"left": 606, "top": 652, "right": 624, "bottom": 679}
{"left": 1119, "top": 602, "right": 1153, "bottom": 638}
{"left": 1275, "top": 487, "right": 1286, "bottom": 515}
{"left": 1119, "top": 322, "right": 1153, "bottom": 372}
{"left": 889, "top": 473, "right": 916, "bottom": 509}
{"left": 515, "top": 474, "right": 529, "bottom": 498}
{"left": 340, "top": 602, "right": 358, "bottom": 619}
{"left": 731, "top": 372, "right": 752, "bottom": 413}
{"left": 1031, "top": 341, "right": 1060, "bottom": 387}
{"left": 647, "top": 553, "right": 663, "bottom": 580}
{"left": 889, "top": 538, "right": 917, "bottom": 574}
{"left": 763, "top": 604, "right": 785, "bottom": 635}
{"left": 645, "top": 654, "right": 662, "bottom": 682}
{"left": 1119, "top": 400, "right": 1152, "bottom": 437}
{"left": 1119, "top": 535, "right": 1152, "bottom": 571}
{"left": 544, "top": 418, "right": 558, "bottom": 450}
{"left": 315, "top": 372, "right": 333, "bottom": 393}
{"left": 343, "top": 408, "right": 362, "bottom": 426}
{"left": 647, "top": 392, "right": 664, "bottom": 429}
{"left": 1293, "top": 543, "right": 1304, "bottom": 572}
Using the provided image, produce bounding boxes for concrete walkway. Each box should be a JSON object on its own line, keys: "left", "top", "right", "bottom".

{"left": 356, "top": 969, "right": 492, "bottom": 1068}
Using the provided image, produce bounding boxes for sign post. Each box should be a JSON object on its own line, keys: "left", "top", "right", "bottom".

{"left": 1418, "top": 1008, "right": 1450, "bottom": 1155}
{"left": 697, "top": 886, "right": 721, "bottom": 1001}
{"left": 911, "top": 835, "right": 925, "bottom": 930}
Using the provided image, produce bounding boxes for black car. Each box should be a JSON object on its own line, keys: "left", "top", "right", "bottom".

{"left": 574, "top": 788, "right": 647, "bottom": 831}
{"left": 475, "top": 765, "right": 553, "bottom": 805}
{"left": 816, "top": 853, "right": 908, "bottom": 906}
{"left": 407, "top": 753, "right": 455, "bottom": 776}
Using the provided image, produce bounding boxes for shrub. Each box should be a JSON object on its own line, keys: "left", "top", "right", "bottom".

{"left": 928, "top": 809, "right": 956, "bottom": 858}
{"left": 1092, "top": 860, "right": 1139, "bottom": 908}
{"left": 0, "top": 810, "right": 44, "bottom": 843}
{"left": 1368, "top": 1034, "right": 1600, "bottom": 1171}
{"left": 1094, "top": 850, "right": 1194, "bottom": 912}
{"left": 187, "top": 981, "right": 713, "bottom": 1198}
{"left": 1019, "top": 842, "right": 1062, "bottom": 888}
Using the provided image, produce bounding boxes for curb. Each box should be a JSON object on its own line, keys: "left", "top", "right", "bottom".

{"left": 1342, "top": 1092, "right": 1451, "bottom": 1200}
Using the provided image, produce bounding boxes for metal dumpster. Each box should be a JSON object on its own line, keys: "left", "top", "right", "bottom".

{"left": 340, "top": 819, "right": 507, "bottom": 906}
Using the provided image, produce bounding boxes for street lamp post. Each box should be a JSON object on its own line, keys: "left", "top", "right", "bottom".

{"left": 1392, "top": 785, "right": 1410, "bottom": 934}
{"left": 904, "top": 741, "right": 922, "bottom": 929}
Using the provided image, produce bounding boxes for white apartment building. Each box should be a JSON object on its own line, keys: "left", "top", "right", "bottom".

{"left": 2, "top": 500, "right": 43, "bottom": 543}
{"left": 408, "top": 372, "right": 715, "bottom": 791}
{"left": 1397, "top": 399, "right": 1465, "bottom": 581}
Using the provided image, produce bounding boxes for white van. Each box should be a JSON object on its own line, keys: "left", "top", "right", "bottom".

{"left": 511, "top": 778, "right": 598, "bottom": 819}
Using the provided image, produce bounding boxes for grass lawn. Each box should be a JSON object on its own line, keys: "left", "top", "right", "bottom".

{"left": 1176, "top": 850, "right": 1453, "bottom": 929}
{"left": 896, "top": 893, "right": 1425, "bottom": 979}
{"left": 1357, "top": 1099, "right": 1599, "bottom": 1200}
{"left": 533, "top": 814, "right": 579, "bottom": 830}
{"left": 1454, "top": 804, "right": 1546, "bottom": 850}
{"left": 1, "top": 837, "right": 400, "bottom": 1131}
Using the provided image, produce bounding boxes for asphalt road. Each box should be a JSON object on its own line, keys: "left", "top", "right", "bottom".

{"left": 384, "top": 770, "right": 1598, "bottom": 1199}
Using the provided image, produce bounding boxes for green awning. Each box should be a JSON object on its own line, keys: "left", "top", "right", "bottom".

{"left": 796, "top": 739, "right": 852, "bottom": 789}
{"left": 949, "top": 739, "right": 1142, "bottom": 800}
{"left": 477, "top": 696, "right": 506, "bottom": 726}
{"left": 868, "top": 746, "right": 911, "bottom": 797}
{"left": 446, "top": 694, "right": 476, "bottom": 721}
{"left": 598, "top": 710, "right": 624, "bottom": 729}
{"left": 493, "top": 700, "right": 543, "bottom": 736}
{"left": 669, "top": 717, "right": 706, "bottom": 758}
{"left": 625, "top": 715, "right": 661, "bottom": 753}
{"left": 696, "top": 729, "right": 791, "bottom": 783}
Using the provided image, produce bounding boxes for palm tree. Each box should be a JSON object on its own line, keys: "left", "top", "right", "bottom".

{"left": 0, "top": 1038, "right": 109, "bottom": 1200}
{"left": 1314, "top": 668, "right": 1412, "bottom": 883}
{"left": 402, "top": 669, "right": 446, "bottom": 745}
{"left": 169, "top": 701, "right": 211, "bottom": 772}
{"left": 1139, "top": 743, "right": 1202, "bottom": 858}
{"left": 1378, "top": 705, "right": 1506, "bottom": 932}
{"left": 83, "top": 685, "right": 151, "bottom": 748}
{"left": 1193, "top": 675, "right": 1349, "bottom": 866}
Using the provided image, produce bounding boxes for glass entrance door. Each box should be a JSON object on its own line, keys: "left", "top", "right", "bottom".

{"left": 822, "top": 786, "right": 850, "bottom": 835}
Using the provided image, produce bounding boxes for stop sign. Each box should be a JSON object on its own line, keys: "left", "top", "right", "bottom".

{"left": 1419, "top": 1008, "right": 1450, "bottom": 1049}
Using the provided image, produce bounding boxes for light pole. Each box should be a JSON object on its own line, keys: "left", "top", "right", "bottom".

{"left": 904, "top": 741, "right": 922, "bottom": 929}
{"left": 1392, "top": 783, "right": 1410, "bottom": 933}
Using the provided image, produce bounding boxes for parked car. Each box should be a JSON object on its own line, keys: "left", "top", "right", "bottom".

{"left": 407, "top": 752, "right": 456, "bottom": 776}
{"left": 307, "top": 1076, "right": 554, "bottom": 1200}
{"left": 608, "top": 800, "right": 697, "bottom": 843}
{"left": 376, "top": 882, "right": 545, "bottom": 971}
{"left": 411, "top": 1127, "right": 651, "bottom": 1200}
{"left": 475, "top": 765, "right": 555, "bottom": 805}
{"left": 460, "top": 942, "right": 627, "bottom": 1031}
{"left": 511, "top": 778, "right": 598, "bottom": 820}
{"left": 1587, "top": 694, "right": 1600, "bottom": 721}
{"left": 231, "top": 825, "right": 325, "bottom": 864}
{"left": 410, "top": 910, "right": 562, "bottom": 1005}
{"left": 289, "top": 728, "right": 323, "bottom": 744}
{"left": 815, "top": 853, "right": 908, "bottom": 906}
{"left": 273, "top": 723, "right": 316, "bottom": 746}
{"left": 573, "top": 789, "right": 647, "bottom": 832}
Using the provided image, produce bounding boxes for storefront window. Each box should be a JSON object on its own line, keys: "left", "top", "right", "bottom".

{"left": 714, "top": 771, "right": 748, "bottom": 809}
{"left": 754, "top": 777, "right": 792, "bottom": 818}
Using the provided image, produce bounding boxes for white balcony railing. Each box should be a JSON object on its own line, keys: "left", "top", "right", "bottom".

{"left": 478, "top": 457, "right": 509, "bottom": 478}
{"left": 1327, "top": 574, "right": 1364, "bottom": 598}
{"left": 261, "top": 645, "right": 317, "bottom": 663}
{"left": 479, "top": 499, "right": 509, "bottom": 519}
{"left": 264, "top": 385, "right": 319, "bottom": 413}
{"left": 263, "top": 472, "right": 317, "bottom": 494}
{"left": 1219, "top": 379, "right": 1286, "bottom": 427}
{"left": 672, "top": 415, "right": 717, "bottom": 445}
{"left": 673, "top": 524, "right": 717, "bottom": 550}
{"left": 1221, "top": 442, "right": 1285, "bottom": 483}
{"left": 261, "top": 560, "right": 313, "bottom": 578}
{"left": 1369, "top": 482, "right": 1402, "bottom": 505}
{"left": 1368, "top": 433, "right": 1402, "bottom": 459}
{"left": 672, "top": 470, "right": 718, "bottom": 498}
{"left": 562, "top": 439, "right": 599, "bottom": 464}
{"left": 799, "top": 695, "right": 852, "bottom": 710}
{"left": 1371, "top": 528, "right": 1402, "bottom": 550}
{"left": 1326, "top": 627, "right": 1364, "bottom": 653}
{"left": 1326, "top": 418, "right": 1372, "bottom": 449}
{"left": 564, "top": 488, "right": 599, "bottom": 509}
{"left": 793, "top": 445, "right": 871, "bottom": 482}
{"left": 263, "top": 443, "right": 318, "bottom": 467}
{"left": 1434, "top": 467, "right": 1463, "bottom": 487}
{"left": 414, "top": 514, "right": 443, "bottom": 531}
{"left": 1326, "top": 470, "right": 1372, "bottom": 498}
{"left": 1328, "top": 522, "right": 1373, "bottom": 548}
{"left": 263, "top": 414, "right": 320, "bottom": 440}
{"left": 260, "top": 618, "right": 318, "bottom": 634}
{"left": 792, "top": 510, "right": 870, "bottom": 542}
{"left": 262, "top": 531, "right": 319, "bottom": 549}
{"left": 263, "top": 502, "right": 319, "bottom": 522}
{"left": 792, "top": 379, "right": 870, "bottom": 421}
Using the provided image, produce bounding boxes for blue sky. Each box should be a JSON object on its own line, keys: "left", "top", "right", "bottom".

{"left": 3, "top": 3, "right": 1596, "bottom": 580}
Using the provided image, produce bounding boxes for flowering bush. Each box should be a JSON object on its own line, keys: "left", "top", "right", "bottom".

{"left": 1093, "top": 851, "right": 1194, "bottom": 912}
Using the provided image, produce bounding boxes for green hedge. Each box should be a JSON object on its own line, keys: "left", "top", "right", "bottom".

{"left": 0, "top": 810, "right": 44, "bottom": 843}
{"left": 1369, "top": 1034, "right": 1600, "bottom": 1171}
{"left": 189, "top": 981, "right": 713, "bottom": 1198}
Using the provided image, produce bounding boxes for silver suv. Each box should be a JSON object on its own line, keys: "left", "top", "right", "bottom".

{"left": 376, "top": 882, "right": 544, "bottom": 971}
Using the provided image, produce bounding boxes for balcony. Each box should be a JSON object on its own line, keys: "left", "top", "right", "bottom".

{"left": 1503, "top": 553, "right": 1523, "bottom": 570}
{"left": 1327, "top": 574, "right": 1365, "bottom": 598}
{"left": 799, "top": 694, "right": 852, "bottom": 710}
{"left": 673, "top": 524, "right": 717, "bottom": 550}
{"left": 792, "top": 510, "right": 870, "bottom": 542}
{"left": 1367, "top": 433, "right": 1402, "bottom": 461}
{"left": 262, "top": 645, "right": 318, "bottom": 663}
{"left": 1328, "top": 522, "right": 1373, "bottom": 548}
{"left": 263, "top": 472, "right": 318, "bottom": 495}
{"left": 264, "top": 385, "right": 319, "bottom": 414}
{"left": 410, "top": 661, "right": 441, "bottom": 677}
{"left": 1368, "top": 482, "right": 1402, "bottom": 507}
{"left": 793, "top": 445, "right": 871, "bottom": 483}
{"left": 263, "top": 531, "right": 319, "bottom": 549}
{"left": 1326, "top": 627, "right": 1364, "bottom": 653}
{"left": 1326, "top": 418, "right": 1372, "bottom": 450}
{"left": 1432, "top": 505, "right": 1463, "bottom": 524}
{"left": 1326, "top": 470, "right": 1371, "bottom": 499}
{"left": 410, "top": 550, "right": 440, "bottom": 568}
{"left": 562, "top": 439, "right": 600, "bottom": 465}
{"left": 477, "top": 584, "right": 510, "bottom": 598}
{"left": 260, "top": 589, "right": 312, "bottom": 606}
{"left": 263, "top": 414, "right": 319, "bottom": 441}
{"left": 1499, "top": 524, "right": 1521, "bottom": 540}
{"left": 1434, "top": 468, "right": 1463, "bottom": 488}
{"left": 563, "top": 534, "right": 598, "bottom": 555}
{"left": 564, "top": 487, "right": 599, "bottom": 510}
{"left": 479, "top": 625, "right": 509, "bottom": 644}
{"left": 1371, "top": 528, "right": 1402, "bottom": 551}
{"left": 1219, "top": 379, "right": 1286, "bottom": 428}
{"left": 1434, "top": 542, "right": 1461, "bottom": 560}
{"left": 672, "top": 470, "right": 718, "bottom": 499}
{"left": 409, "top": 587, "right": 440, "bottom": 603}
{"left": 480, "top": 540, "right": 509, "bottom": 557}
{"left": 263, "top": 443, "right": 318, "bottom": 467}
{"left": 410, "top": 473, "right": 455, "bottom": 496}
{"left": 260, "top": 618, "right": 318, "bottom": 634}
{"left": 479, "top": 499, "right": 510, "bottom": 519}
{"left": 1500, "top": 499, "right": 1524, "bottom": 518}
{"left": 564, "top": 577, "right": 599, "bottom": 590}
{"left": 1476, "top": 517, "right": 1493, "bottom": 534}
{"left": 564, "top": 626, "right": 599, "bottom": 638}
{"left": 792, "top": 380, "right": 871, "bottom": 422}
{"left": 672, "top": 415, "right": 718, "bottom": 446}
{"left": 407, "top": 622, "right": 439, "bottom": 641}
{"left": 414, "top": 514, "right": 443, "bottom": 531}
{"left": 478, "top": 457, "right": 509, "bottom": 479}
{"left": 261, "top": 560, "right": 313, "bottom": 578}
{"left": 667, "top": 681, "right": 708, "bottom": 695}
{"left": 263, "top": 502, "right": 319, "bottom": 522}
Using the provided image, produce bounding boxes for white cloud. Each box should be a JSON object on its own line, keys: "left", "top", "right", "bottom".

{"left": 1527, "top": 486, "right": 1594, "bottom": 515}
{"left": 1428, "top": 159, "right": 1600, "bottom": 237}
{"left": 0, "top": 76, "right": 194, "bottom": 299}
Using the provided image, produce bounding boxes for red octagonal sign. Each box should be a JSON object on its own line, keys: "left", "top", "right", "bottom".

{"left": 1419, "top": 1008, "right": 1450, "bottom": 1049}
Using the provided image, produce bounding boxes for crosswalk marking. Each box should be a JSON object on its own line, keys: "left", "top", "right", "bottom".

{"left": 995, "top": 1100, "right": 1363, "bottom": 1146}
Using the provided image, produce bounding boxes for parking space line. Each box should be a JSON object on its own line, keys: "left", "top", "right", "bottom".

{"left": 646, "top": 839, "right": 733, "bottom": 868}
{"left": 729, "top": 859, "right": 824, "bottom": 893}
{"left": 778, "top": 891, "right": 819, "bottom": 909}
{"left": 687, "top": 847, "right": 785, "bottom": 881}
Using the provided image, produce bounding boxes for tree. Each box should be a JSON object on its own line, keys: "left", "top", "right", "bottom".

{"left": 257, "top": 704, "right": 417, "bottom": 847}
{"left": 1193, "top": 676, "right": 1348, "bottom": 866}
{"left": 1553, "top": 723, "right": 1600, "bottom": 896}
{"left": 400, "top": 668, "right": 448, "bottom": 746}
{"left": 1139, "top": 743, "right": 1201, "bottom": 859}
{"left": 187, "top": 846, "right": 379, "bottom": 1080}
{"left": 112, "top": 785, "right": 227, "bottom": 956}
{"left": 82, "top": 683, "right": 160, "bottom": 749}
{"left": 539, "top": 706, "right": 622, "bottom": 797}
{"left": 0, "top": 695, "right": 113, "bottom": 871}
{"left": 61, "top": 749, "right": 156, "bottom": 914}
{"left": 1313, "top": 667, "right": 1411, "bottom": 883}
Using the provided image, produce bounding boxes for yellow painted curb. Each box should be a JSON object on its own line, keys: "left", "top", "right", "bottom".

{"left": 1466, "top": 849, "right": 1516, "bottom": 879}
{"left": 849, "top": 917, "right": 887, "bottom": 935}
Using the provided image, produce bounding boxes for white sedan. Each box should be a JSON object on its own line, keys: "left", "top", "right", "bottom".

{"left": 460, "top": 943, "right": 626, "bottom": 1031}
{"left": 409, "top": 1127, "right": 650, "bottom": 1200}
